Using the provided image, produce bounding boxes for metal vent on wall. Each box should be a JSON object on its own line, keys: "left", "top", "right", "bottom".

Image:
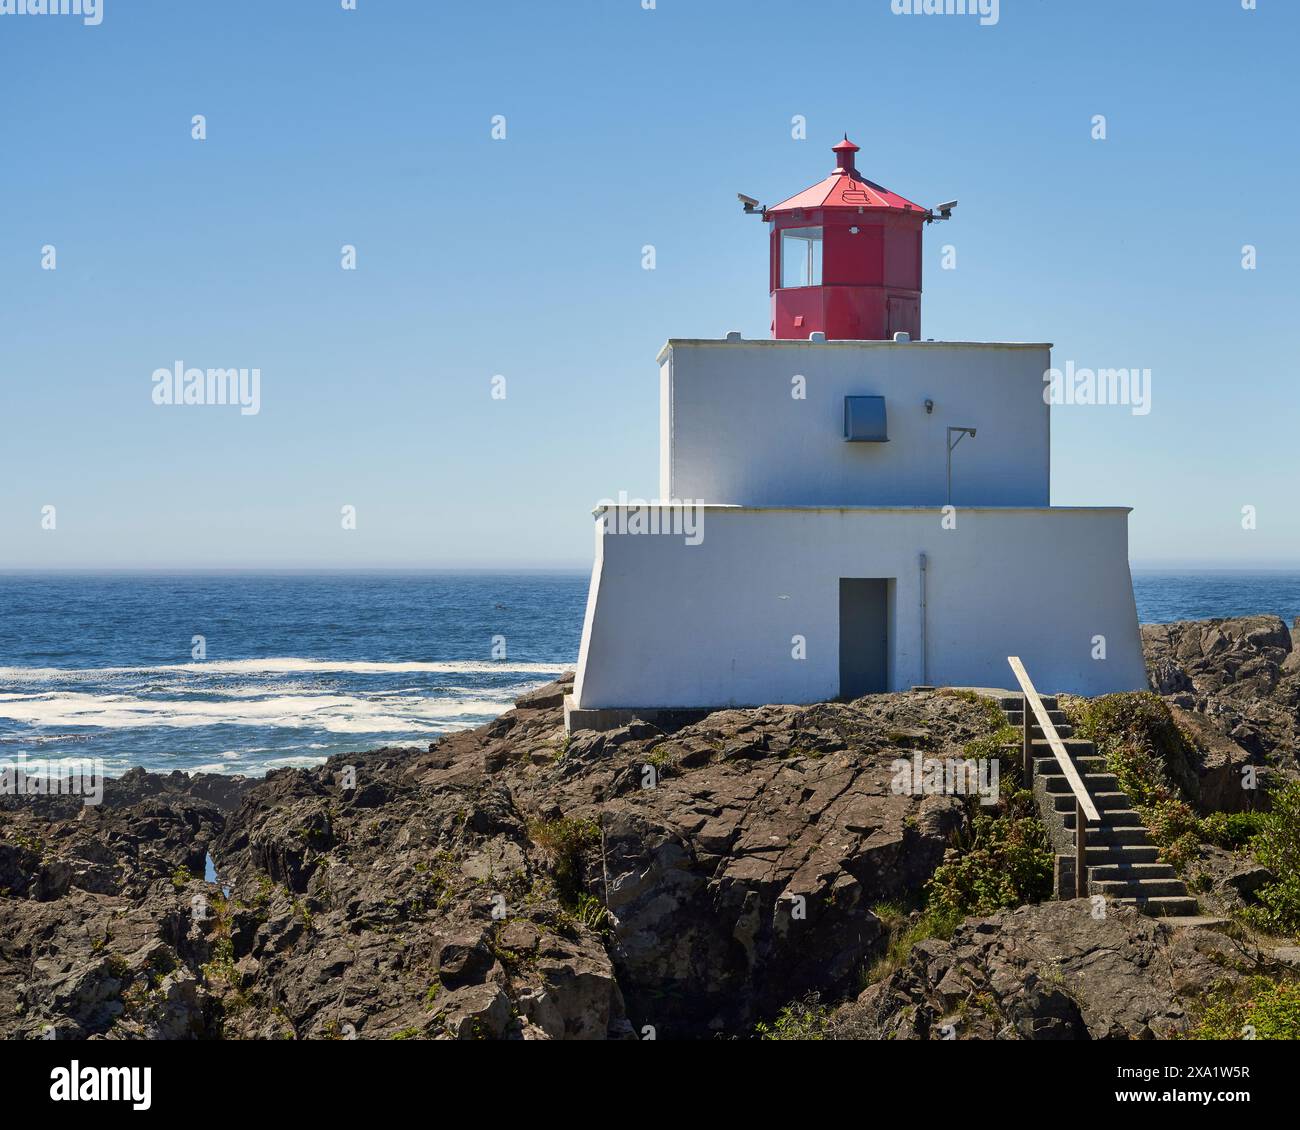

{"left": 844, "top": 395, "right": 887, "bottom": 442}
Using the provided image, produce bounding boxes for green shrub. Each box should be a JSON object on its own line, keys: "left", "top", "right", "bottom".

{"left": 868, "top": 899, "right": 908, "bottom": 933}
{"left": 570, "top": 892, "right": 612, "bottom": 935}
{"left": 1144, "top": 798, "right": 1200, "bottom": 845}
{"left": 1070, "top": 692, "right": 1192, "bottom": 767}
{"left": 754, "top": 995, "right": 830, "bottom": 1041}
{"left": 925, "top": 789, "right": 1053, "bottom": 920}
{"left": 1193, "top": 976, "right": 1300, "bottom": 1040}
{"left": 1066, "top": 692, "right": 1260, "bottom": 871}
{"left": 1105, "top": 740, "right": 1183, "bottom": 812}
{"left": 962, "top": 724, "right": 1024, "bottom": 785}
{"left": 863, "top": 775, "right": 1050, "bottom": 988}
{"left": 1241, "top": 780, "right": 1300, "bottom": 935}
{"left": 862, "top": 692, "right": 1050, "bottom": 989}
{"left": 1199, "top": 811, "right": 1268, "bottom": 851}
{"left": 527, "top": 816, "right": 600, "bottom": 906}
{"left": 863, "top": 905, "right": 962, "bottom": 986}
{"left": 1160, "top": 831, "right": 1202, "bottom": 871}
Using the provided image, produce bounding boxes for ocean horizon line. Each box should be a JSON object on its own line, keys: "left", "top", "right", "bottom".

{"left": 0, "top": 566, "right": 593, "bottom": 576}
{"left": 3, "top": 564, "right": 1300, "bottom": 576}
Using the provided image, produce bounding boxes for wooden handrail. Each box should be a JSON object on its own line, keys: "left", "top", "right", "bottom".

{"left": 1007, "top": 656, "right": 1099, "bottom": 898}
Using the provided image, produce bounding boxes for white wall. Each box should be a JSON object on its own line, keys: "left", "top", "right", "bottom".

{"left": 658, "top": 339, "right": 1052, "bottom": 507}
{"left": 573, "top": 505, "right": 1146, "bottom": 709}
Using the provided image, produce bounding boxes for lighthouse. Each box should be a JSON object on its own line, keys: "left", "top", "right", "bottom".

{"left": 766, "top": 137, "right": 931, "bottom": 342}
{"left": 566, "top": 139, "right": 1145, "bottom": 731}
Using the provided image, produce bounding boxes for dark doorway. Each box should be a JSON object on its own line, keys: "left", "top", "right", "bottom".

{"left": 839, "top": 578, "right": 888, "bottom": 699}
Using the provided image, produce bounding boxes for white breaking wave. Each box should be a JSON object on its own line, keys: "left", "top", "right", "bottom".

{"left": 0, "top": 657, "right": 572, "bottom": 681}
{"left": 191, "top": 754, "right": 329, "bottom": 774}
{"left": 0, "top": 691, "right": 516, "bottom": 734}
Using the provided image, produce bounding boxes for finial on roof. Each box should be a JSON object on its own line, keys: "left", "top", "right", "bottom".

{"left": 831, "top": 135, "right": 860, "bottom": 175}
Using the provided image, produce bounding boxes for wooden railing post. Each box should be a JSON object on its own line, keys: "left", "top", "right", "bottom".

{"left": 1076, "top": 797, "right": 1087, "bottom": 898}
{"left": 1022, "top": 694, "right": 1033, "bottom": 784}
{"left": 1007, "top": 657, "right": 1099, "bottom": 903}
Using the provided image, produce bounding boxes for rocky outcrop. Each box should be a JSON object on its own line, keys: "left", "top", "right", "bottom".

{"left": 413, "top": 688, "right": 994, "bottom": 1035}
{"left": 0, "top": 750, "right": 631, "bottom": 1040}
{"left": 1167, "top": 704, "right": 1257, "bottom": 812}
{"left": 206, "top": 746, "right": 631, "bottom": 1041}
{"left": 1180, "top": 842, "right": 1274, "bottom": 919}
{"left": 1, "top": 683, "right": 999, "bottom": 1039}
{"left": 2, "top": 644, "right": 1285, "bottom": 1040}
{"left": 592, "top": 726, "right": 966, "bottom": 1034}
{"left": 0, "top": 784, "right": 227, "bottom": 1039}
{"left": 843, "top": 900, "right": 1256, "bottom": 1040}
{"left": 1142, "top": 616, "right": 1300, "bottom": 765}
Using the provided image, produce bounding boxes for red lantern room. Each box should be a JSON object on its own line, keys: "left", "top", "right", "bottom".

{"left": 763, "top": 137, "right": 937, "bottom": 342}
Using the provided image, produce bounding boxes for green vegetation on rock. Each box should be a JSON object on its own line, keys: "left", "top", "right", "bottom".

{"left": 926, "top": 787, "right": 1054, "bottom": 919}
{"left": 1066, "top": 692, "right": 1261, "bottom": 868}
{"left": 1193, "top": 975, "right": 1300, "bottom": 1040}
{"left": 1240, "top": 779, "right": 1300, "bottom": 936}
{"left": 864, "top": 706, "right": 1054, "bottom": 988}
{"left": 1068, "top": 692, "right": 1300, "bottom": 937}
{"left": 864, "top": 902, "right": 961, "bottom": 986}
{"left": 754, "top": 995, "right": 830, "bottom": 1041}
{"left": 527, "top": 815, "right": 602, "bottom": 909}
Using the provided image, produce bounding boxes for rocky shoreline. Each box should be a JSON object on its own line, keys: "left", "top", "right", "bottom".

{"left": 2, "top": 615, "right": 1297, "bottom": 1040}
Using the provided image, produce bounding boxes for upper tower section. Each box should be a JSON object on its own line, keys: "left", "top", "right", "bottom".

{"left": 764, "top": 137, "right": 932, "bottom": 342}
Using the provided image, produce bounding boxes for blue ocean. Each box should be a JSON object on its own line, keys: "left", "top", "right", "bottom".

{"left": 0, "top": 571, "right": 1295, "bottom": 777}
{"left": 1131, "top": 571, "right": 1300, "bottom": 626}
{"left": 0, "top": 573, "right": 586, "bottom": 778}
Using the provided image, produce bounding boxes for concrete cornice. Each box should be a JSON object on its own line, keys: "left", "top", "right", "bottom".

{"left": 590, "top": 504, "right": 1132, "bottom": 516}
{"left": 656, "top": 339, "right": 1054, "bottom": 364}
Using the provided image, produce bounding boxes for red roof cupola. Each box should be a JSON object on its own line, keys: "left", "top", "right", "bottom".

{"left": 764, "top": 136, "right": 932, "bottom": 341}
{"left": 832, "top": 136, "right": 860, "bottom": 175}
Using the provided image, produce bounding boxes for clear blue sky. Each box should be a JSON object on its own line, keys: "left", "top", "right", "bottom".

{"left": 1, "top": 0, "right": 1296, "bottom": 569}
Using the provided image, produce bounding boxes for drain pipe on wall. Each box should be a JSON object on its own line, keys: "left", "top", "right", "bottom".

{"left": 919, "top": 551, "right": 929, "bottom": 686}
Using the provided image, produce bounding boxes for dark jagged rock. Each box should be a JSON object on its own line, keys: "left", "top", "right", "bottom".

{"left": 1142, "top": 615, "right": 1299, "bottom": 765}
{"left": 0, "top": 678, "right": 993, "bottom": 1039}
{"left": 409, "top": 687, "right": 997, "bottom": 1035}
{"left": 1179, "top": 841, "right": 1275, "bottom": 919}
{"left": 0, "top": 781, "right": 224, "bottom": 1039}
{"left": 1167, "top": 705, "right": 1257, "bottom": 812}
{"left": 842, "top": 900, "right": 1255, "bottom": 1040}
{"left": 0, "top": 649, "right": 1284, "bottom": 1040}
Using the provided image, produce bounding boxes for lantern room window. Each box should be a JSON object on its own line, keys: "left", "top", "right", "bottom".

{"left": 780, "top": 226, "right": 823, "bottom": 289}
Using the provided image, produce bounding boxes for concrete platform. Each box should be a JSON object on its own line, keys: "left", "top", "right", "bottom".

{"left": 564, "top": 695, "right": 711, "bottom": 735}
{"left": 565, "top": 684, "right": 1048, "bottom": 734}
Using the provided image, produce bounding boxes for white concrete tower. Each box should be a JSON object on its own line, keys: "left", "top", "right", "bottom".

{"left": 567, "top": 142, "right": 1145, "bottom": 731}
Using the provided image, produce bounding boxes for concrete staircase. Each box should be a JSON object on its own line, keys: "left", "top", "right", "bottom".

{"left": 999, "top": 695, "right": 1199, "bottom": 917}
